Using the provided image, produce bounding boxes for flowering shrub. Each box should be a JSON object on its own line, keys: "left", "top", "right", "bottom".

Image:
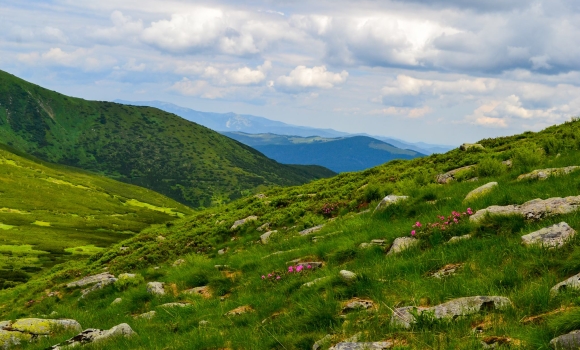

{"left": 261, "top": 264, "right": 314, "bottom": 282}
{"left": 411, "top": 208, "right": 474, "bottom": 240}
{"left": 320, "top": 202, "right": 339, "bottom": 218}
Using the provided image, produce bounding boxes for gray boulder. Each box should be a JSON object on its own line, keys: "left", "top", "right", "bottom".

{"left": 464, "top": 182, "right": 498, "bottom": 201}
{"left": 146, "top": 282, "right": 165, "bottom": 295}
{"left": 391, "top": 296, "right": 512, "bottom": 328}
{"left": 551, "top": 272, "right": 580, "bottom": 296}
{"left": 518, "top": 166, "right": 580, "bottom": 181}
{"left": 550, "top": 329, "right": 580, "bottom": 349}
{"left": 313, "top": 334, "right": 332, "bottom": 350}
{"left": 260, "top": 230, "right": 278, "bottom": 244}
{"left": 230, "top": 215, "right": 258, "bottom": 230}
{"left": 49, "top": 323, "right": 135, "bottom": 349}
{"left": 374, "top": 195, "right": 408, "bottom": 212}
{"left": 339, "top": 270, "right": 357, "bottom": 282}
{"left": 158, "top": 302, "right": 190, "bottom": 308}
{"left": 436, "top": 165, "right": 475, "bottom": 184}
{"left": 80, "top": 277, "right": 117, "bottom": 298}
{"left": 172, "top": 259, "right": 185, "bottom": 267}
{"left": 470, "top": 196, "right": 580, "bottom": 222}
{"left": 66, "top": 273, "right": 115, "bottom": 288}
{"left": 0, "top": 329, "right": 31, "bottom": 348}
{"left": 299, "top": 224, "right": 325, "bottom": 236}
{"left": 447, "top": 234, "right": 473, "bottom": 244}
{"left": 521, "top": 222, "right": 576, "bottom": 249}
{"left": 134, "top": 311, "right": 156, "bottom": 320}
{"left": 386, "top": 237, "right": 419, "bottom": 255}
{"left": 330, "top": 342, "right": 394, "bottom": 350}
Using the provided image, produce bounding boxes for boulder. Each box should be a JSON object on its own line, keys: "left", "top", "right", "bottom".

{"left": 66, "top": 273, "right": 115, "bottom": 288}
{"left": 551, "top": 272, "right": 580, "bottom": 296}
{"left": 374, "top": 195, "right": 408, "bottom": 212}
{"left": 342, "top": 298, "right": 374, "bottom": 313}
{"left": 481, "top": 336, "right": 513, "bottom": 349}
{"left": 225, "top": 305, "right": 253, "bottom": 316}
{"left": 391, "top": 296, "right": 512, "bottom": 328}
{"left": 386, "top": 237, "right": 419, "bottom": 255}
{"left": 230, "top": 216, "right": 258, "bottom": 230}
{"left": 111, "top": 298, "right": 122, "bottom": 305}
{"left": 8, "top": 318, "right": 81, "bottom": 335}
{"left": 464, "top": 182, "right": 498, "bottom": 201}
{"left": 550, "top": 329, "right": 580, "bottom": 349}
{"left": 521, "top": 222, "right": 576, "bottom": 249}
{"left": 302, "top": 277, "right": 331, "bottom": 288}
{"left": 256, "top": 222, "right": 270, "bottom": 231}
{"left": 260, "top": 230, "right": 278, "bottom": 244}
{"left": 447, "top": 234, "right": 473, "bottom": 244}
{"left": 339, "top": 270, "right": 357, "bottom": 282}
{"left": 330, "top": 342, "right": 394, "bottom": 350}
{"left": 80, "top": 277, "right": 117, "bottom": 298}
{"left": 313, "top": 334, "right": 332, "bottom": 350}
{"left": 460, "top": 143, "right": 484, "bottom": 151}
{"left": 430, "top": 263, "right": 463, "bottom": 279}
{"left": 470, "top": 196, "right": 580, "bottom": 222}
{"left": 134, "top": 311, "right": 156, "bottom": 320}
{"left": 182, "top": 286, "right": 211, "bottom": 298}
{"left": 436, "top": 165, "right": 475, "bottom": 184}
{"left": 158, "top": 302, "right": 190, "bottom": 308}
{"left": 146, "top": 282, "right": 165, "bottom": 295}
{"left": 360, "top": 240, "right": 386, "bottom": 248}
{"left": 0, "top": 329, "right": 31, "bottom": 349}
{"left": 49, "top": 323, "right": 135, "bottom": 349}
{"left": 299, "top": 224, "right": 325, "bottom": 236}
{"left": 172, "top": 259, "right": 185, "bottom": 267}
{"left": 118, "top": 273, "right": 136, "bottom": 279}
{"left": 517, "top": 166, "right": 580, "bottom": 181}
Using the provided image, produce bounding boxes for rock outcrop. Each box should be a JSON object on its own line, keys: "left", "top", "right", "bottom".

{"left": 521, "top": 222, "right": 576, "bottom": 249}
{"left": 551, "top": 272, "right": 580, "bottom": 296}
{"left": 342, "top": 298, "right": 374, "bottom": 313}
{"left": 330, "top": 342, "right": 394, "bottom": 350}
{"left": 374, "top": 195, "right": 408, "bottom": 212}
{"left": 299, "top": 224, "right": 325, "bottom": 236}
{"left": 49, "top": 323, "right": 135, "bottom": 349}
{"left": 430, "top": 263, "right": 463, "bottom": 279}
{"left": 464, "top": 182, "right": 498, "bottom": 201}
{"left": 146, "top": 282, "right": 165, "bottom": 295}
{"left": 260, "top": 230, "right": 277, "bottom": 244}
{"left": 359, "top": 239, "right": 386, "bottom": 249}
{"left": 447, "top": 234, "right": 473, "bottom": 244}
{"left": 517, "top": 166, "right": 580, "bottom": 181}
{"left": 470, "top": 196, "right": 580, "bottom": 222}
{"left": 550, "top": 330, "right": 580, "bottom": 349}
{"left": 436, "top": 165, "right": 475, "bottom": 184}
{"left": 66, "top": 273, "right": 115, "bottom": 288}
{"left": 339, "top": 270, "right": 357, "bottom": 282}
{"left": 80, "top": 277, "right": 117, "bottom": 298}
{"left": 386, "top": 237, "right": 419, "bottom": 255}
{"left": 0, "top": 318, "right": 81, "bottom": 349}
{"left": 230, "top": 216, "right": 258, "bottom": 230}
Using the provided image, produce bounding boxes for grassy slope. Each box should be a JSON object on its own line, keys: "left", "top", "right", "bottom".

{"left": 0, "top": 70, "right": 332, "bottom": 208}
{"left": 0, "top": 143, "right": 192, "bottom": 288}
{"left": 2, "top": 120, "right": 580, "bottom": 349}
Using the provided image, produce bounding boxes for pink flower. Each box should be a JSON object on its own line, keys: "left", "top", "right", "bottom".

{"left": 268, "top": 274, "right": 272, "bottom": 278}
{"left": 415, "top": 222, "right": 422, "bottom": 227}
{"left": 261, "top": 275, "right": 265, "bottom": 279}
{"left": 453, "top": 218, "right": 458, "bottom": 223}
{"left": 276, "top": 276, "right": 281, "bottom": 280}
{"left": 288, "top": 266, "right": 294, "bottom": 273}
{"left": 296, "top": 265, "right": 304, "bottom": 272}
{"left": 307, "top": 265, "right": 312, "bottom": 269}
{"left": 411, "top": 230, "right": 416, "bottom": 236}
{"left": 467, "top": 208, "right": 473, "bottom": 215}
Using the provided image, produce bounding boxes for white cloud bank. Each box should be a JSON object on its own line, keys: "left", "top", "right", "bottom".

{"left": 274, "top": 65, "right": 348, "bottom": 92}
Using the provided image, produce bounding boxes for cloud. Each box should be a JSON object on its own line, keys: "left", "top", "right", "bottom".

{"left": 370, "top": 106, "right": 431, "bottom": 118}
{"left": 7, "top": 26, "right": 68, "bottom": 44}
{"left": 170, "top": 78, "right": 225, "bottom": 99}
{"left": 90, "top": 11, "right": 143, "bottom": 44}
{"left": 17, "top": 47, "right": 116, "bottom": 71}
{"left": 275, "top": 65, "right": 348, "bottom": 92}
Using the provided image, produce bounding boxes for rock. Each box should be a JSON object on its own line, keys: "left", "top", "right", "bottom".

{"left": 436, "top": 165, "right": 475, "bottom": 184}
{"left": 119, "top": 246, "right": 129, "bottom": 251}
{"left": 8, "top": 318, "right": 81, "bottom": 335}
{"left": 182, "top": 286, "right": 211, "bottom": 298}
{"left": 465, "top": 182, "right": 498, "bottom": 201}
{"left": 470, "top": 196, "right": 580, "bottom": 222}
{"left": 66, "top": 273, "right": 116, "bottom": 288}
{"left": 218, "top": 249, "right": 226, "bottom": 255}
{"left": 430, "top": 263, "right": 463, "bottom": 279}
{"left": 551, "top": 272, "right": 580, "bottom": 296}
{"left": 135, "top": 311, "right": 156, "bottom": 320}
{"left": 339, "top": 270, "right": 357, "bottom": 282}
{"left": 256, "top": 222, "right": 270, "bottom": 231}
{"left": 360, "top": 240, "right": 386, "bottom": 249}
{"left": 118, "top": 273, "right": 136, "bottom": 279}
{"left": 330, "top": 342, "right": 394, "bottom": 350}
{"left": 447, "top": 234, "right": 473, "bottom": 244}
{"left": 302, "top": 277, "right": 331, "bottom": 288}
{"left": 521, "top": 222, "right": 576, "bottom": 249}
{"left": 172, "top": 259, "right": 185, "bottom": 267}
{"left": 313, "top": 334, "right": 332, "bottom": 350}
{"left": 359, "top": 243, "right": 372, "bottom": 249}
{"left": 261, "top": 249, "right": 298, "bottom": 259}
{"left": 342, "top": 298, "right": 374, "bottom": 313}
{"left": 391, "top": 296, "right": 512, "bottom": 328}
{"left": 460, "top": 143, "right": 484, "bottom": 151}
{"left": 199, "top": 320, "right": 210, "bottom": 326}
{"left": 260, "top": 230, "right": 278, "bottom": 244}
{"left": 49, "top": 323, "right": 135, "bottom": 349}
{"left": 230, "top": 216, "right": 258, "bottom": 230}
{"left": 518, "top": 166, "right": 580, "bottom": 181}
{"left": 80, "top": 277, "right": 117, "bottom": 298}
{"left": 0, "top": 329, "right": 32, "bottom": 349}
{"left": 386, "top": 237, "right": 419, "bottom": 255}
{"left": 111, "top": 298, "right": 122, "bottom": 305}
{"left": 466, "top": 177, "right": 479, "bottom": 182}
{"left": 156, "top": 235, "right": 165, "bottom": 241}
{"left": 550, "top": 329, "right": 580, "bottom": 349}
{"left": 146, "top": 282, "right": 165, "bottom": 295}
{"left": 502, "top": 159, "right": 513, "bottom": 167}
{"left": 158, "top": 302, "right": 190, "bottom": 308}
{"left": 299, "top": 224, "right": 325, "bottom": 236}
{"left": 481, "top": 336, "right": 513, "bottom": 349}
{"left": 225, "top": 305, "right": 253, "bottom": 316}
{"left": 374, "top": 195, "right": 408, "bottom": 212}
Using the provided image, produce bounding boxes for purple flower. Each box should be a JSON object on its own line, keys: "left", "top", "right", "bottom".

{"left": 276, "top": 276, "right": 281, "bottom": 280}
{"left": 261, "top": 275, "right": 265, "bottom": 279}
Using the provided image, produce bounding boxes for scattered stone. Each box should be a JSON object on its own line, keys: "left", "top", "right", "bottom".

{"left": 466, "top": 177, "right": 479, "bottom": 182}
{"left": 521, "top": 222, "right": 576, "bottom": 249}
{"left": 0, "top": 329, "right": 31, "bottom": 348}
{"left": 386, "top": 237, "right": 419, "bottom": 255}
{"left": 465, "top": 182, "right": 498, "bottom": 201}
{"left": 374, "top": 195, "right": 408, "bottom": 212}
{"left": 550, "top": 329, "right": 580, "bottom": 349}
{"left": 551, "top": 273, "right": 580, "bottom": 296}
{"left": 313, "top": 334, "right": 332, "bottom": 350}
{"left": 111, "top": 298, "right": 122, "bottom": 305}
{"left": 198, "top": 320, "right": 209, "bottom": 326}
{"left": 470, "top": 196, "right": 580, "bottom": 222}
{"left": 218, "top": 249, "right": 227, "bottom": 255}
{"left": 119, "top": 246, "right": 128, "bottom": 251}
{"left": 225, "top": 305, "right": 253, "bottom": 316}
{"left": 135, "top": 311, "right": 156, "bottom": 320}
{"left": 158, "top": 302, "right": 190, "bottom": 308}
{"left": 146, "top": 282, "right": 165, "bottom": 296}
{"left": 292, "top": 262, "right": 323, "bottom": 269}
{"left": 447, "top": 234, "right": 473, "bottom": 244}
{"left": 517, "top": 166, "right": 580, "bottom": 181}
{"left": 481, "top": 336, "right": 513, "bottom": 349}
{"left": 339, "top": 270, "right": 357, "bottom": 282}
{"left": 299, "top": 224, "right": 325, "bottom": 236}
{"left": 182, "top": 286, "right": 211, "bottom": 298}
{"left": 342, "top": 298, "right": 375, "bottom": 313}
{"left": 502, "top": 159, "right": 513, "bottom": 167}
{"left": 430, "top": 263, "right": 463, "bottom": 279}
{"left": 391, "top": 296, "right": 512, "bottom": 328}
{"left": 256, "top": 222, "right": 270, "bottom": 231}
{"left": 230, "top": 216, "right": 258, "bottom": 230}
{"left": 7, "top": 318, "right": 81, "bottom": 335}
{"left": 260, "top": 230, "right": 278, "bottom": 244}
{"left": 460, "top": 143, "right": 484, "bottom": 151}
{"left": 302, "top": 277, "right": 331, "bottom": 288}
{"left": 330, "top": 341, "right": 394, "bottom": 350}
{"left": 66, "top": 273, "right": 116, "bottom": 288}
{"left": 172, "top": 259, "right": 185, "bottom": 267}
{"left": 49, "top": 323, "right": 135, "bottom": 349}
{"left": 360, "top": 239, "right": 386, "bottom": 248}
{"left": 436, "top": 165, "right": 475, "bottom": 184}
{"left": 80, "top": 277, "right": 117, "bottom": 298}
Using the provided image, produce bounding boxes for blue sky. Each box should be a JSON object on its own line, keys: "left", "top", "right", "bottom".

{"left": 2, "top": 0, "right": 580, "bottom": 144}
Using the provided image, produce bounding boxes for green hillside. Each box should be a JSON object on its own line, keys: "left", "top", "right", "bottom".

{"left": 2, "top": 120, "right": 580, "bottom": 349}
{"left": 0, "top": 143, "right": 192, "bottom": 289}
{"left": 0, "top": 70, "right": 333, "bottom": 207}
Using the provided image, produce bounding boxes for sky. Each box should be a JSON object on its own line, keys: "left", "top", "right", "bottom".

{"left": 2, "top": 0, "right": 580, "bottom": 145}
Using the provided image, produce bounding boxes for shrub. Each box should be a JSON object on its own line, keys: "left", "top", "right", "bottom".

{"left": 363, "top": 183, "right": 382, "bottom": 203}
{"left": 542, "top": 135, "right": 564, "bottom": 155}
{"left": 114, "top": 273, "right": 144, "bottom": 291}
{"left": 477, "top": 158, "right": 504, "bottom": 177}
{"left": 513, "top": 147, "right": 543, "bottom": 168}
{"left": 186, "top": 273, "right": 210, "bottom": 288}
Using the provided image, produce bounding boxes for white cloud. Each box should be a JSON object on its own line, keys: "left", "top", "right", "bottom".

{"left": 275, "top": 65, "right": 348, "bottom": 92}
{"left": 370, "top": 106, "right": 431, "bottom": 118}
{"left": 17, "top": 47, "right": 116, "bottom": 71}
{"left": 171, "top": 78, "right": 226, "bottom": 99}
{"left": 90, "top": 11, "right": 143, "bottom": 44}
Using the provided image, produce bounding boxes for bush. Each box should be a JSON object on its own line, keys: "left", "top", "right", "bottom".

{"left": 513, "top": 147, "right": 543, "bottom": 168}
{"left": 542, "top": 136, "right": 564, "bottom": 155}
{"left": 186, "top": 273, "right": 210, "bottom": 288}
{"left": 363, "top": 183, "right": 382, "bottom": 203}
{"left": 477, "top": 158, "right": 504, "bottom": 177}
{"left": 114, "top": 273, "right": 144, "bottom": 291}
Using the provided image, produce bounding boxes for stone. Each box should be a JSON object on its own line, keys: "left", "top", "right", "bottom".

{"left": 299, "top": 224, "right": 325, "bottom": 236}
{"left": 230, "top": 216, "right": 258, "bottom": 230}
{"left": 156, "top": 235, "right": 165, "bottom": 241}
{"left": 464, "top": 182, "right": 498, "bottom": 201}
{"left": 80, "top": 277, "right": 117, "bottom": 298}
{"left": 470, "top": 196, "right": 580, "bottom": 222}
{"left": 182, "top": 286, "right": 211, "bottom": 298}
{"left": 391, "top": 296, "right": 512, "bottom": 328}
{"left": 550, "top": 329, "right": 580, "bottom": 349}
{"left": 430, "top": 263, "right": 463, "bottom": 279}
{"left": 313, "top": 334, "right": 332, "bottom": 350}
{"left": 447, "top": 234, "right": 473, "bottom": 244}
{"left": 374, "top": 195, "right": 408, "bottom": 212}
{"left": 436, "top": 165, "right": 475, "bottom": 184}
{"left": 342, "top": 298, "right": 374, "bottom": 313}
{"left": 119, "top": 246, "right": 129, "bottom": 251}
{"left": 199, "top": 320, "right": 210, "bottom": 326}
{"left": 147, "top": 282, "right": 165, "bottom": 295}
{"left": 302, "top": 277, "right": 331, "bottom": 288}
{"left": 521, "top": 222, "right": 576, "bottom": 249}
{"left": 466, "top": 177, "right": 479, "bottom": 182}
{"left": 339, "top": 270, "right": 357, "bottom": 282}
{"left": 225, "top": 305, "right": 253, "bottom": 316}
{"left": 551, "top": 272, "right": 580, "bottom": 296}
{"left": 502, "top": 159, "right": 513, "bottom": 167}
{"left": 172, "top": 259, "right": 185, "bottom": 267}
{"left": 330, "top": 342, "right": 394, "bottom": 350}
{"left": 0, "top": 329, "right": 32, "bottom": 349}
{"left": 517, "top": 166, "right": 580, "bottom": 181}
{"left": 158, "top": 302, "right": 190, "bottom": 308}
{"left": 218, "top": 249, "right": 226, "bottom": 255}
{"left": 460, "top": 143, "right": 484, "bottom": 151}
{"left": 135, "top": 311, "right": 156, "bottom": 320}
{"left": 256, "top": 222, "right": 270, "bottom": 231}
{"left": 255, "top": 193, "right": 267, "bottom": 199}
{"left": 480, "top": 336, "right": 513, "bottom": 349}
{"left": 8, "top": 318, "right": 81, "bottom": 335}
{"left": 260, "top": 230, "right": 278, "bottom": 244}
{"left": 66, "top": 272, "right": 115, "bottom": 288}
{"left": 360, "top": 240, "right": 386, "bottom": 249}
{"left": 386, "top": 237, "right": 419, "bottom": 255}
{"left": 118, "top": 273, "right": 136, "bottom": 279}
{"left": 49, "top": 323, "right": 135, "bottom": 349}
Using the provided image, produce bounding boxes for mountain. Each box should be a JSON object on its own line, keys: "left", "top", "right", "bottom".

{"left": 223, "top": 132, "right": 424, "bottom": 172}
{"left": 0, "top": 70, "right": 334, "bottom": 208}
{"left": 114, "top": 100, "right": 453, "bottom": 155}
{"left": 0, "top": 142, "right": 192, "bottom": 288}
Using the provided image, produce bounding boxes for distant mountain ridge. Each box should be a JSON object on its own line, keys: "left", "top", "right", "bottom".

{"left": 114, "top": 100, "right": 453, "bottom": 155}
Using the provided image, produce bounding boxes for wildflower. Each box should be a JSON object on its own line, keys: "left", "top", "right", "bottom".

{"left": 411, "top": 230, "right": 416, "bottom": 236}
{"left": 467, "top": 208, "right": 473, "bottom": 215}
{"left": 276, "top": 276, "right": 281, "bottom": 280}
{"left": 415, "top": 221, "right": 422, "bottom": 227}
{"left": 268, "top": 274, "right": 272, "bottom": 278}
{"left": 296, "top": 265, "right": 304, "bottom": 272}
{"left": 288, "top": 266, "right": 294, "bottom": 273}
{"left": 307, "top": 265, "right": 312, "bottom": 269}
{"left": 261, "top": 275, "right": 265, "bottom": 279}
{"left": 453, "top": 218, "right": 458, "bottom": 223}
